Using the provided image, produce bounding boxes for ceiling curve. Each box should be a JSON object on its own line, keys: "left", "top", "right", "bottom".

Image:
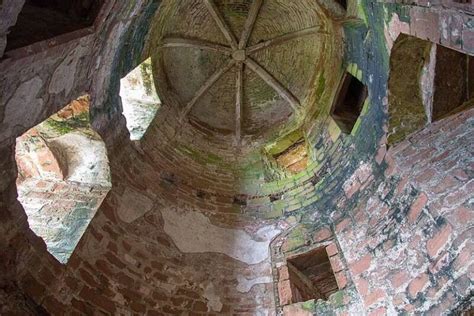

{"left": 150, "top": 0, "right": 332, "bottom": 145}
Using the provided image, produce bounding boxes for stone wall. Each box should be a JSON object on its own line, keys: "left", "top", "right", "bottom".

{"left": 0, "top": 0, "right": 472, "bottom": 315}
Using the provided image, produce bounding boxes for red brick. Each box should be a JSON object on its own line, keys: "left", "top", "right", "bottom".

{"left": 414, "top": 167, "right": 437, "bottom": 183}
{"left": 336, "top": 218, "right": 351, "bottom": 233}
{"left": 389, "top": 271, "right": 409, "bottom": 289}
{"left": 408, "top": 273, "right": 430, "bottom": 298}
{"left": 79, "top": 286, "right": 116, "bottom": 313}
{"left": 330, "top": 255, "right": 344, "bottom": 273}
{"left": 408, "top": 192, "right": 428, "bottom": 223}
{"left": 21, "top": 273, "right": 46, "bottom": 302}
{"left": 447, "top": 206, "right": 474, "bottom": 228}
{"left": 351, "top": 254, "right": 372, "bottom": 276}
{"left": 313, "top": 227, "right": 332, "bottom": 242}
{"left": 368, "top": 307, "right": 386, "bottom": 316}
{"left": 410, "top": 9, "right": 440, "bottom": 42}
{"left": 278, "top": 280, "right": 293, "bottom": 306}
{"left": 355, "top": 277, "right": 369, "bottom": 296}
{"left": 283, "top": 304, "right": 313, "bottom": 316}
{"left": 335, "top": 271, "right": 348, "bottom": 289}
{"left": 364, "top": 288, "right": 385, "bottom": 308}
{"left": 344, "top": 181, "right": 361, "bottom": 199}
{"left": 278, "top": 265, "right": 289, "bottom": 281}
{"left": 453, "top": 244, "right": 473, "bottom": 273}
{"left": 427, "top": 224, "right": 453, "bottom": 258}
{"left": 326, "top": 243, "right": 338, "bottom": 257}
{"left": 375, "top": 145, "right": 386, "bottom": 165}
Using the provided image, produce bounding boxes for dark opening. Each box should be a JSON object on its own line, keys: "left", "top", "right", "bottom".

{"left": 331, "top": 72, "right": 368, "bottom": 134}
{"left": 287, "top": 247, "right": 338, "bottom": 303}
{"left": 5, "top": 0, "right": 103, "bottom": 52}
{"left": 335, "top": 0, "right": 348, "bottom": 10}
{"left": 233, "top": 194, "right": 248, "bottom": 206}
{"left": 453, "top": 0, "right": 471, "bottom": 3}
{"left": 432, "top": 46, "right": 474, "bottom": 121}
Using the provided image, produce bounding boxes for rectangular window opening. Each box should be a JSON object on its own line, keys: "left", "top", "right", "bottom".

{"left": 287, "top": 246, "right": 339, "bottom": 303}
{"left": 6, "top": 0, "right": 104, "bottom": 52}
{"left": 331, "top": 72, "right": 368, "bottom": 134}
{"left": 432, "top": 45, "right": 474, "bottom": 121}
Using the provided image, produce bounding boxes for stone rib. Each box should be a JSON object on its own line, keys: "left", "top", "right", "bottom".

{"left": 161, "top": 37, "right": 232, "bottom": 55}
{"left": 182, "top": 59, "right": 236, "bottom": 120}
{"left": 247, "top": 26, "right": 326, "bottom": 54}
{"left": 238, "top": 0, "right": 263, "bottom": 49}
{"left": 245, "top": 58, "right": 300, "bottom": 111}
{"left": 203, "top": 0, "right": 238, "bottom": 50}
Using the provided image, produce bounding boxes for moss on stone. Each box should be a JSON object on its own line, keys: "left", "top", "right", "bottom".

{"left": 44, "top": 112, "right": 90, "bottom": 136}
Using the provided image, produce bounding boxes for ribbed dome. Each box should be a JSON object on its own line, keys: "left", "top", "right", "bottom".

{"left": 150, "top": 0, "right": 332, "bottom": 146}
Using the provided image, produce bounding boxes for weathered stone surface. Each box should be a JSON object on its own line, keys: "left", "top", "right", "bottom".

{"left": 0, "top": 0, "right": 472, "bottom": 315}
{"left": 0, "top": 0, "right": 25, "bottom": 57}
{"left": 161, "top": 207, "right": 281, "bottom": 264}
{"left": 116, "top": 188, "right": 154, "bottom": 223}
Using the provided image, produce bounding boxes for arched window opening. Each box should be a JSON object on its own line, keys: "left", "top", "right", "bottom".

{"left": 119, "top": 58, "right": 161, "bottom": 140}
{"left": 5, "top": 0, "right": 104, "bottom": 52}
{"left": 15, "top": 95, "right": 111, "bottom": 264}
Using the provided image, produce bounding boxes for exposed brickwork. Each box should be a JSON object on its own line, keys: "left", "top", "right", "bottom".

{"left": 336, "top": 109, "right": 474, "bottom": 315}
{"left": 0, "top": 0, "right": 472, "bottom": 315}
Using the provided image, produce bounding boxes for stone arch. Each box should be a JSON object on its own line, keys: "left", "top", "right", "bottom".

{"left": 15, "top": 95, "right": 111, "bottom": 263}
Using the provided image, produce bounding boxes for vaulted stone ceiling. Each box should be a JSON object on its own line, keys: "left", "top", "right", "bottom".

{"left": 150, "top": 0, "right": 334, "bottom": 146}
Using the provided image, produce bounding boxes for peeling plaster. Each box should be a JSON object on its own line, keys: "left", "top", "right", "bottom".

{"left": 116, "top": 187, "right": 154, "bottom": 223}
{"left": 236, "top": 275, "right": 272, "bottom": 293}
{"left": 4, "top": 76, "right": 44, "bottom": 133}
{"left": 49, "top": 45, "right": 87, "bottom": 95}
{"left": 201, "top": 283, "right": 223, "bottom": 312}
{"left": 161, "top": 208, "right": 281, "bottom": 264}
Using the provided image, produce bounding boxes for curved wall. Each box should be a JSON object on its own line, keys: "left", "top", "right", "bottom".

{"left": 0, "top": 0, "right": 472, "bottom": 315}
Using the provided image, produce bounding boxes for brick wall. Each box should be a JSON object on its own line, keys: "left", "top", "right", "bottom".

{"left": 0, "top": 0, "right": 472, "bottom": 315}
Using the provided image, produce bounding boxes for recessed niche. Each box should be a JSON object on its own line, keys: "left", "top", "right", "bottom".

{"left": 432, "top": 46, "right": 473, "bottom": 121}
{"left": 286, "top": 246, "right": 339, "bottom": 303}
{"left": 335, "top": 0, "right": 348, "bottom": 10}
{"left": 120, "top": 58, "right": 161, "bottom": 140}
{"left": 5, "top": 0, "right": 104, "bottom": 52}
{"left": 387, "top": 34, "right": 432, "bottom": 145}
{"left": 273, "top": 139, "right": 309, "bottom": 174}
{"left": 388, "top": 34, "right": 473, "bottom": 145}
{"left": 264, "top": 130, "right": 309, "bottom": 178}
{"left": 15, "top": 95, "right": 111, "bottom": 263}
{"left": 330, "top": 72, "right": 368, "bottom": 134}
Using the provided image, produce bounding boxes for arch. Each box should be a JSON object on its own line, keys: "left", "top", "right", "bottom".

{"left": 15, "top": 95, "right": 111, "bottom": 263}
{"left": 119, "top": 58, "right": 161, "bottom": 140}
